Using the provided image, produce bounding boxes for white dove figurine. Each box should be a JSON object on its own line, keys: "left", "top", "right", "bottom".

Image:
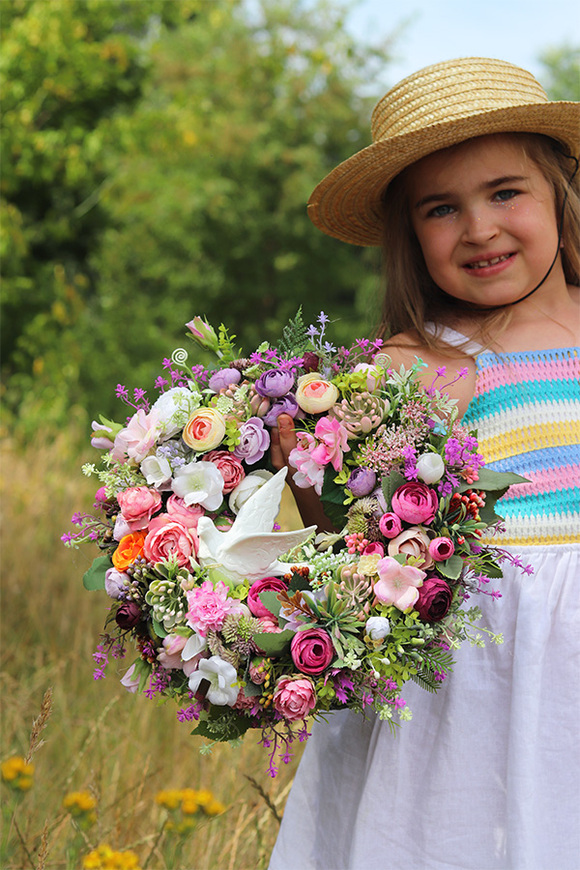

{"left": 196, "top": 467, "right": 316, "bottom": 585}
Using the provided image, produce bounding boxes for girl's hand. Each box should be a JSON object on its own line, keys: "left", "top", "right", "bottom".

{"left": 270, "top": 414, "right": 335, "bottom": 532}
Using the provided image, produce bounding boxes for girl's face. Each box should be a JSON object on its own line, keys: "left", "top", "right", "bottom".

{"left": 406, "top": 135, "right": 563, "bottom": 308}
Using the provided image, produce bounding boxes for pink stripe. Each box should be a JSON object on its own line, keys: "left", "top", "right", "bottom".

{"left": 500, "top": 464, "right": 578, "bottom": 501}
{"left": 476, "top": 357, "right": 580, "bottom": 393}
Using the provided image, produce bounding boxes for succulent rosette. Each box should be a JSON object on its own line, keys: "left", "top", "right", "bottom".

{"left": 64, "top": 311, "right": 529, "bottom": 776}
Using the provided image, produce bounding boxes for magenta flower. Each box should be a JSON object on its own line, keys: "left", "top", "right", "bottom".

{"left": 290, "top": 627, "right": 335, "bottom": 675}
{"left": 373, "top": 556, "right": 426, "bottom": 611}
{"left": 391, "top": 482, "right": 439, "bottom": 525}
{"left": 429, "top": 536, "right": 455, "bottom": 561}
{"left": 309, "top": 417, "right": 350, "bottom": 472}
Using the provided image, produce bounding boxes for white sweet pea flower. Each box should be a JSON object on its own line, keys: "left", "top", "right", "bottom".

{"left": 181, "top": 632, "right": 207, "bottom": 661}
{"left": 366, "top": 616, "right": 391, "bottom": 640}
{"left": 172, "top": 461, "right": 224, "bottom": 511}
{"left": 416, "top": 452, "right": 446, "bottom": 484}
{"left": 140, "top": 453, "right": 173, "bottom": 489}
{"left": 152, "top": 387, "right": 201, "bottom": 438}
{"left": 188, "top": 655, "right": 239, "bottom": 706}
{"left": 228, "top": 469, "right": 273, "bottom": 514}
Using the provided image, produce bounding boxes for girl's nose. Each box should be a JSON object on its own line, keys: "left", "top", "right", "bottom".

{"left": 461, "top": 208, "right": 500, "bottom": 245}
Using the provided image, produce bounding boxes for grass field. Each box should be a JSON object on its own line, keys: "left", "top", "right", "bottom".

{"left": 0, "top": 432, "right": 305, "bottom": 869}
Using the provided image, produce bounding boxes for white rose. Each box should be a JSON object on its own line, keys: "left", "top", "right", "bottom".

{"left": 415, "top": 452, "right": 445, "bottom": 484}
{"left": 152, "top": 387, "right": 201, "bottom": 438}
{"left": 140, "top": 453, "right": 172, "bottom": 489}
{"left": 365, "top": 616, "right": 391, "bottom": 640}
{"left": 228, "top": 470, "right": 273, "bottom": 514}
{"left": 172, "top": 461, "right": 224, "bottom": 511}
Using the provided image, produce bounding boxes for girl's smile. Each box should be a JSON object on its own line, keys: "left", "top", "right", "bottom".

{"left": 406, "top": 135, "right": 565, "bottom": 308}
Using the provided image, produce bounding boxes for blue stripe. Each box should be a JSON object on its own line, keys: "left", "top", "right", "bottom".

{"left": 484, "top": 444, "right": 580, "bottom": 474}
{"left": 463, "top": 380, "right": 579, "bottom": 420}
{"left": 497, "top": 487, "right": 580, "bottom": 519}
{"left": 476, "top": 347, "right": 579, "bottom": 366}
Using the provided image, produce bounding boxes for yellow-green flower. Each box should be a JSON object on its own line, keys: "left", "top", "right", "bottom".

{"left": 1, "top": 756, "right": 34, "bottom": 792}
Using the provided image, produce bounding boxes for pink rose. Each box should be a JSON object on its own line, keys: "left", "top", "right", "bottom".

{"left": 379, "top": 512, "right": 403, "bottom": 539}
{"left": 388, "top": 527, "right": 433, "bottom": 569}
{"left": 144, "top": 516, "right": 197, "bottom": 566}
{"left": 415, "top": 576, "right": 453, "bottom": 621}
{"left": 117, "top": 486, "right": 162, "bottom": 531}
{"left": 202, "top": 449, "right": 245, "bottom": 494}
{"left": 166, "top": 495, "right": 204, "bottom": 530}
{"left": 391, "top": 482, "right": 439, "bottom": 525}
{"left": 429, "top": 537, "right": 455, "bottom": 561}
{"left": 290, "top": 628, "right": 335, "bottom": 675}
{"left": 247, "top": 576, "right": 288, "bottom": 618}
{"left": 273, "top": 676, "right": 317, "bottom": 722}
{"left": 295, "top": 373, "right": 339, "bottom": 414}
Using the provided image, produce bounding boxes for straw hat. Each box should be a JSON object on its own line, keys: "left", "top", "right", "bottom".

{"left": 307, "top": 57, "right": 580, "bottom": 247}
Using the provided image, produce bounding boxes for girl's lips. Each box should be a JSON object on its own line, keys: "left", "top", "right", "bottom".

{"left": 462, "top": 252, "right": 516, "bottom": 276}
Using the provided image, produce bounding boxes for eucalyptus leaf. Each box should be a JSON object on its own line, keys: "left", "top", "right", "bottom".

{"left": 436, "top": 554, "right": 464, "bottom": 580}
{"left": 253, "top": 628, "right": 295, "bottom": 656}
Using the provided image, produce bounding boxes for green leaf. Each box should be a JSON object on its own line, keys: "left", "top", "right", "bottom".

{"left": 435, "top": 554, "right": 464, "bottom": 580}
{"left": 458, "top": 467, "right": 528, "bottom": 494}
{"left": 258, "top": 590, "right": 283, "bottom": 617}
{"left": 252, "top": 628, "right": 295, "bottom": 656}
{"left": 381, "top": 469, "right": 407, "bottom": 507}
{"left": 320, "top": 471, "right": 349, "bottom": 529}
{"left": 83, "top": 555, "right": 112, "bottom": 591}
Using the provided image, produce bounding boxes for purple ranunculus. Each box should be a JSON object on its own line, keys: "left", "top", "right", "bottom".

{"left": 262, "top": 394, "right": 300, "bottom": 426}
{"left": 255, "top": 368, "right": 295, "bottom": 398}
{"left": 115, "top": 600, "right": 142, "bottom": 630}
{"left": 208, "top": 368, "right": 242, "bottom": 392}
{"left": 346, "top": 467, "right": 377, "bottom": 497}
{"left": 233, "top": 417, "right": 270, "bottom": 465}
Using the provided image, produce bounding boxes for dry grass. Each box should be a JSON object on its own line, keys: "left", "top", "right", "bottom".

{"left": 0, "top": 433, "right": 303, "bottom": 869}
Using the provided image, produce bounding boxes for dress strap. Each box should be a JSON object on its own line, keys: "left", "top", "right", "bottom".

{"left": 424, "top": 322, "right": 485, "bottom": 357}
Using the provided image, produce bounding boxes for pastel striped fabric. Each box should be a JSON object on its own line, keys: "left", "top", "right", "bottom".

{"left": 462, "top": 347, "right": 580, "bottom": 546}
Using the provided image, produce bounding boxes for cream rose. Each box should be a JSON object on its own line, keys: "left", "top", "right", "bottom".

{"left": 387, "top": 526, "right": 433, "bottom": 569}
{"left": 295, "top": 373, "right": 339, "bottom": 414}
{"left": 182, "top": 407, "right": 226, "bottom": 451}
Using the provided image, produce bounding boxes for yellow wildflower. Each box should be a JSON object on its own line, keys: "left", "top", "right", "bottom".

{"left": 82, "top": 843, "right": 141, "bottom": 869}
{"left": 1, "top": 756, "right": 34, "bottom": 791}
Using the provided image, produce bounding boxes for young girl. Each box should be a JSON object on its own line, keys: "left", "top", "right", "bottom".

{"left": 269, "top": 57, "right": 579, "bottom": 869}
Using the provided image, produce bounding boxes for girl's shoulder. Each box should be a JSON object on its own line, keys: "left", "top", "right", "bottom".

{"left": 383, "top": 329, "right": 477, "bottom": 417}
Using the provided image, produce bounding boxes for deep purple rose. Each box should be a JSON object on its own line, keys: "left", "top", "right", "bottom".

{"left": 208, "top": 368, "right": 242, "bottom": 392}
{"left": 291, "top": 627, "right": 335, "bottom": 675}
{"left": 233, "top": 417, "right": 270, "bottom": 465}
{"left": 247, "top": 576, "right": 288, "bottom": 618}
{"left": 255, "top": 368, "right": 295, "bottom": 398}
{"left": 346, "top": 467, "right": 377, "bottom": 497}
{"left": 262, "top": 394, "right": 300, "bottom": 426}
{"left": 415, "top": 576, "right": 452, "bottom": 622}
{"left": 301, "top": 352, "right": 320, "bottom": 373}
{"left": 115, "top": 600, "right": 142, "bottom": 630}
{"left": 391, "top": 482, "right": 439, "bottom": 525}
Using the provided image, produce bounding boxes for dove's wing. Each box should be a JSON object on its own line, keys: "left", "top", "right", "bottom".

{"left": 196, "top": 516, "right": 225, "bottom": 564}
{"left": 220, "top": 527, "right": 316, "bottom": 579}
{"left": 231, "top": 467, "right": 288, "bottom": 537}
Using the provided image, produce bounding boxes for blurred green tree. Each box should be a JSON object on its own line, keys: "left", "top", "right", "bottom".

{"left": 2, "top": 0, "right": 393, "bottom": 433}
{"left": 539, "top": 45, "right": 580, "bottom": 100}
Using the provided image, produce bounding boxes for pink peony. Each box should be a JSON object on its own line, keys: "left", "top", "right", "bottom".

{"left": 391, "top": 482, "right": 439, "bottom": 525}
{"left": 379, "top": 512, "right": 403, "bottom": 539}
{"left": 185, "top": 580, "right": 244, "bottom": 637}
{"left": 309, "top": 417, "right": 350, "bottom": 472}
{"left": 165, "top": 495, "right": 204, "bottom": 530}
{"left": 388, "top": 527, "right": 433, "bottom": 569}
{"left": 202, "top": 449, "right": 245, "bottom": 494}
{"left": 117, "top": 486, "right": 162, "bottom": 531}
{"left": 247, "top": 576, "right": 288, "bottom": 618}
{"left": 429, "top": 536, "right": 456, "bottom": 561}
{"left": 144, "top": 516, "right": 197, "bottom": 566}
{"left": 273, "top": 676, "right": 317, "bottom": 721}
{"left": 374, "top": 556, "right": 426, "bottom": 611}
{"left": 291, "top": 627, "right": 335, "bottom": 675}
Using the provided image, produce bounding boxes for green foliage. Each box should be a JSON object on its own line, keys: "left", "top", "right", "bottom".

{"left": 539, "top": 45, "right": 580, "bottom": 100}
{"left": 82, "top": 554, "right": 112, "bottom": 591}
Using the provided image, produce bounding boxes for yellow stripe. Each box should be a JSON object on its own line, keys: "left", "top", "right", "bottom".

{"left": 478, "top": 420, "right": 580, "bottom": 463}
{"left": 491, "top": 531, "right": 580, "bottom": 546}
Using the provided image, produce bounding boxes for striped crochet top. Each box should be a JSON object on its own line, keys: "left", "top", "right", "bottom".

{"left": 433, "top": 328, "right": 580, "bottom": 546}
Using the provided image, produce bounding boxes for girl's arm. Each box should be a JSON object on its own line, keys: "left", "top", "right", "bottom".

{"left": 270, "top": 414, "right": 335, "bottom": 532}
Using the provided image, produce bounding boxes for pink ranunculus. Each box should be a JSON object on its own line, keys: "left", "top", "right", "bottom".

{"left": 143, "top": 516, "right": 197, "bottom": 566}
{"left": 415, "top": 576, "right": 453, "bottom": 622}
{"left": 290, "top": 628, "right": 335, "bottom": 675}
{"left": 273, "top": 676, "right": 317, "bottom": 721}
{"left": 165, "top": 495, "right": 204, "bottom": 530}
{"left": 363, "top": 542, "right": 385, "bottom": 558}
{"left": 309, "top": 417, "right": 350, "bottom": 472}
{"left": 258, "top": 615, "right": 282, "bottom": 633}
{"left": 202, "top": 449, "right": 245, "bottom": 494}
{"left": 247, "top": 576, "right": 288, "bottom": 618}
{"left": 379, "top": 512, "right": 403, "bottom": 539}
{"left": 117, "top": 486, "right": 162, "bottom": 531}
{"left": 391, "top": 482, "right": 439, "bottom": 525}
{"left": 429, "top": 536, "right": 456, "bottom": 562}
{"left": 373, "top": 555, "right": 426, "bottom": 611}
{"left": 388, "top": 526, "right": 433, "bottom": 569}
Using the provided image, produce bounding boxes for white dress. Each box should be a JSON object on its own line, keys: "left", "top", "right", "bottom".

{"left": 269, "top": 338, "right": 580, "bottom": 870}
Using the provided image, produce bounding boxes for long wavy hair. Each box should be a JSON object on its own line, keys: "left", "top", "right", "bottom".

{"left": 376, "top": 133, "right": 580, "bottom": 352}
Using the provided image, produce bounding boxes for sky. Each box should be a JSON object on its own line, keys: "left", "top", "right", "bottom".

{"left": 345, "top": 0, "right": 579, "bottom": 90}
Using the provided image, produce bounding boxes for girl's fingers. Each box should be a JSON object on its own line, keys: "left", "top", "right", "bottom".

{"left": 276, "top": 414, "right": 298, "bottom": 463}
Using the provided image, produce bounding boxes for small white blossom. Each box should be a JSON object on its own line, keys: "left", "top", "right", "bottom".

{"left": 188, "top": 656, "right": 239, "bottom": 706}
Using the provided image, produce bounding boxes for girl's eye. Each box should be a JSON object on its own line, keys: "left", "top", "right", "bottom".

{"left": 427, "top": 204, "right": 455, "bottom": 218}
{"left": 494, "top": 188, "right": 519, "bottom": 202}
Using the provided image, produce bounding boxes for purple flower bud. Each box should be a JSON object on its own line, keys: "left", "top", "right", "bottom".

{"left": 302, "top": 352, "right": 319, "bottom": 373}
{"left": 208, "top": 368, "right": 242, "bottom": 392}
{"left": 255, "top": 368, "right": 295, "bottom": 398}
{"left": 115, "top": 600, "right": 142, "bottom": 630}
{"left": 346, "top": 467, "right": 377, "bottom": 497}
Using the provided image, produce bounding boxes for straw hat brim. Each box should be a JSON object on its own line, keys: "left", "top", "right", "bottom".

{"left": 307, "top": 102, "right": 580, "bottom": 247}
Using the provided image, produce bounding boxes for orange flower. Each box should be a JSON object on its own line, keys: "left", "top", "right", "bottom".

{"left": 112, "top": 531, "right": 147, "bottom": 570}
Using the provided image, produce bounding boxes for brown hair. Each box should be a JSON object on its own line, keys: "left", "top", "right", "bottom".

{"left": 376, "top": 133, "right": 580, "bottom": 352}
